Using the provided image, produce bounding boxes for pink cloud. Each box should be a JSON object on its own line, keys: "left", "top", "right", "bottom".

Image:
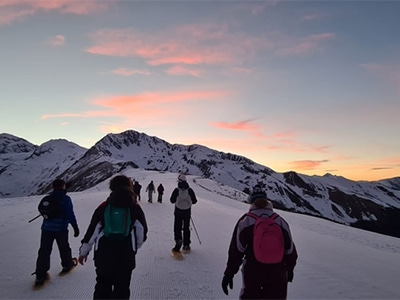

{"left": 40, "top": 89, "right": 228, "bottom": 122}
{"left": 210, "top": 119, "right": 269, "bottom": 140}
{"left": 0, "top": 0, "right": 114, "bottom": 25}
{"left": 85, "top": 25, "right": 274, "bottom": 66}
{"left": 85, "top": 25, "right": 336, "bottom": 69}
{"left": 111, "top": 68, "right": 151, "bottom": 76}
{"left": 166, "top": 65, "right": 204, "bottom": 78}
{"left": 289, "top": 159, "right": 329, "bottom": 171}
{"left": 211, "top": 119, "right": 261, "bottom": 131}
{"left": 48, "top": 35, "right": 65, "bottom": 46}
{"left": 0, "top": 7, "right": 35, "bottom": 25}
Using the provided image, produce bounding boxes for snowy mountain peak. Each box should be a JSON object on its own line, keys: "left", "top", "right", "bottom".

{"left": 1, "top": 130, "right": 400, "bottom": 238}
{"left": 0, "top": 133, "right": 35, "bottom": 154}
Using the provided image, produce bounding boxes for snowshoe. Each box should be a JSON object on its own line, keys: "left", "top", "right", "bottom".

{"left": 59, "top": 257, "right": 78, "bottom": 276}
{"left": 33, "top": 272, "right": 50, "bottom": 290}
{"left": 172, "top": 239, "right": 182, "bottom": 252}
{"left": 171, "top": 248, "right": 184, "bottom": 260}
{"left": 182, "top": 245, "right": 191, "bottom": 254}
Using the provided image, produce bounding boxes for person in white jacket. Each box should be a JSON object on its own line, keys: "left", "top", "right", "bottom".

{"left": 78, "top": 175, "right": 148, "bottom": 299}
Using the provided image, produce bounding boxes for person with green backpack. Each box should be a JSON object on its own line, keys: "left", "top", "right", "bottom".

{"left": 78, "top": 175, "right": 148, "bottom": 299}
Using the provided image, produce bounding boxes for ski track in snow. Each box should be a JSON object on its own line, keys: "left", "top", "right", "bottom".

{"left": 0, "top": 170, "right": 400, "bottom": 299}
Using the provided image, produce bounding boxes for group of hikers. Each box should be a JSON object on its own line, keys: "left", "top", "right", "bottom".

{"left": 33, "top": 173, "right": 297, "bottom": 299}
{"left": 132, "top": 179, "right": 165, "bottom": 203}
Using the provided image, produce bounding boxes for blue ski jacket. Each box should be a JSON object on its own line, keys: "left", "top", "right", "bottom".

{"left": 41, "top": 189, "right": 78, "bottom": 232}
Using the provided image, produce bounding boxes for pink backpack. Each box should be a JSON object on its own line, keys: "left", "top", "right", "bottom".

{"left": 247, "top": 212, "right": 284, "bottom": 264}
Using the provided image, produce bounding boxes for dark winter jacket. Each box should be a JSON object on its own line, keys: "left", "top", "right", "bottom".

{"left": 133, "top": 182, "right": 142, "bottom": 194}
{"left": 157, "top": 185, "right": 164, "bottom": 195}
{"left": 170, "top": 181, "right": 197, "bottom": 214}
{"left": 79, "top": 189, "right": 148, "bottom": 270}
{"left": 146, "top": 182, "right": 155, "bottom": 192}
{"left": 224, "top": 206, "right": 297, "bottom": 294}
{"left": 41, "top": 189, "right": 78, "bottom": 232}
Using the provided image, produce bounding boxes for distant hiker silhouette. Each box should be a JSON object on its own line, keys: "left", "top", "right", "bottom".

{"left": 157, "top": 184, "right": 164, "bottom": 203}
{"left": 146, "top": 181, "right": 155, "bottom": 203}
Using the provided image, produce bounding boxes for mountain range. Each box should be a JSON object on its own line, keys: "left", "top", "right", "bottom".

{"left": 1, "top": 130, "right": 399, "bottom": 238}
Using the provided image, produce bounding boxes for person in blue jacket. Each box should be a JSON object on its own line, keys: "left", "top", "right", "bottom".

{"left": 34, "top": 179, "right": 79, "bottom": 287}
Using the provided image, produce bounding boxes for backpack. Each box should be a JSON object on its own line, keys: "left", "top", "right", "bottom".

{"left": 247, "top": 212, "right": 284, "bottom": 264}
{"left": 38, "top": 194, "right": 63, "bottom": 219}
{"left": 175, "top": 188, "right": 192, "bottom": 210}
{"left": 103, "top": 204, "right": 132, "bottom": 240}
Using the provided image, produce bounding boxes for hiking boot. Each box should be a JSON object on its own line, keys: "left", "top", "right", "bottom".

{"left": 172, "top": 239, "right": 182, "bottom": 252}
{"left": 60, "top": 257, "right": 78, "bottom": 274}
{"left": 182, "top": 245, "right": 191, "bottom": 251}
{"left": 34, "top": 272, "right": 49, "bottom": 288}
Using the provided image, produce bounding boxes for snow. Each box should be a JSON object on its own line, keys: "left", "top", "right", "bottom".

{"left": 1, "top": 170, "right": 400, "bottom": 299}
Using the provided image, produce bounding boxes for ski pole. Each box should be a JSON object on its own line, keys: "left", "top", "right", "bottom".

{"left": 190, "top": 216, "right": 202, "bottom": 244}
{"left": 28, "top": 214, "right": 41, "bottom": 223}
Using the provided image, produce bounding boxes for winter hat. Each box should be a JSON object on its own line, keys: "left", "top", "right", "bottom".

{"left": 52, "top": 179, "right": 66, "bottom": 190}
{"left": 178, "top": 174, "right": 187, "bottom": 182}
{"left": 247, "top": 184, "right": 267, "bottom": 204}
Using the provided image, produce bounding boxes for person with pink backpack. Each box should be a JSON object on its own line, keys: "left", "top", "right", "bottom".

{"left": 222, "top": 185, "right": 298, "bottom": 299}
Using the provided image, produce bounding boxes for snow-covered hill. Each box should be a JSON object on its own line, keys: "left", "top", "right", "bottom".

{"left": 0, "top": 134, "right": 86, "bottom": 197}
{"left": 0, "top": 170, "right": 399, "bottom": 299}
{"left": 1, "top": 131, "right": 400, "bottom": 238}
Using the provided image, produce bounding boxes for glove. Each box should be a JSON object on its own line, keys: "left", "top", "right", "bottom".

{"left": 221, "top": 275, "right": 233, "bottom": 295}
{"left": 78, "top": 255, "right": 87, "bottom": 266}
{"left": 72, "top": 224, "right": 80, "bottom": 237}
{"left": 287, "top": 270, "right": 294, "bottom": 282}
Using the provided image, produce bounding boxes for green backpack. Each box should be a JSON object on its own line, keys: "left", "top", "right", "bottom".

{"left": 103, "top": 204, "right": 132, "bottom": 240}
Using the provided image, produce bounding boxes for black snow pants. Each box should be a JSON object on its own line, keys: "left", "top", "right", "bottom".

{"left": 239, "top": 261, "right": 288, "bottom": 299}
{"left": 35, "top": 230, "right": 73, "bottom": 278}
{"left": 94, "top": 267, "right": 133, "bottom": 299}
{"left": 173, "top": 208, "right": 191, "bottom": 246}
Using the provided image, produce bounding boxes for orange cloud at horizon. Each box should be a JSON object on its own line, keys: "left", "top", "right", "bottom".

{"left": 289, "top": 159, "right": 330, "bottom": 171}
{"left": 210, "top": 119, "right": 261, "bottom": 131}
{"left": 210, "top": 119, "right": 272, "bottom": 141}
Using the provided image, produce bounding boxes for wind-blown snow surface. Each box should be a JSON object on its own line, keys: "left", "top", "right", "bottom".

{"left": 1, "top": 170, "right": 399, "bottom": 299}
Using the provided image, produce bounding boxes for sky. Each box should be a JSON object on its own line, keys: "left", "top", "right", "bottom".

{"left": 1, "top": 0, "right": 400, "bottom": 182}
{"left": 1, "top": 170, "right": 399, "bottom": 299}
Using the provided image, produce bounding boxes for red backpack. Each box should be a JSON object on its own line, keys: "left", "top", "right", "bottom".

{"left": 247, "top": 212, "right": 284, "bottom": 264}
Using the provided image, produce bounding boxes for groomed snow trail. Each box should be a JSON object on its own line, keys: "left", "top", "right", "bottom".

{"left": 1, "top": 170, "right": 400, "bottom": 299}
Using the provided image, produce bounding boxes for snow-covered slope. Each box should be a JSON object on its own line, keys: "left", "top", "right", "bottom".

{"left": 1, "top": 130, "right": 400, "bottom": 238}
{"left": 0, "top": 134, "right": 86, "bottom": 197}
{"left": 0, "top": 170, "right": 399, "bottom": 299}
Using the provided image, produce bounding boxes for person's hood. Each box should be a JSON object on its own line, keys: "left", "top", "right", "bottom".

{"left": 178, "top": 181, "right": 189, "bottom": 190}
{"left": 249, "top": 200, "right": 273, "bottom": 211}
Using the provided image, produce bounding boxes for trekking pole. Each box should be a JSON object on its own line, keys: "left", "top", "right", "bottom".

{"left": 190, "top": 216, "right": 202, "bottom": 244}
{"left": 28, "top": 214, "right": 42, "bottom": 223}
